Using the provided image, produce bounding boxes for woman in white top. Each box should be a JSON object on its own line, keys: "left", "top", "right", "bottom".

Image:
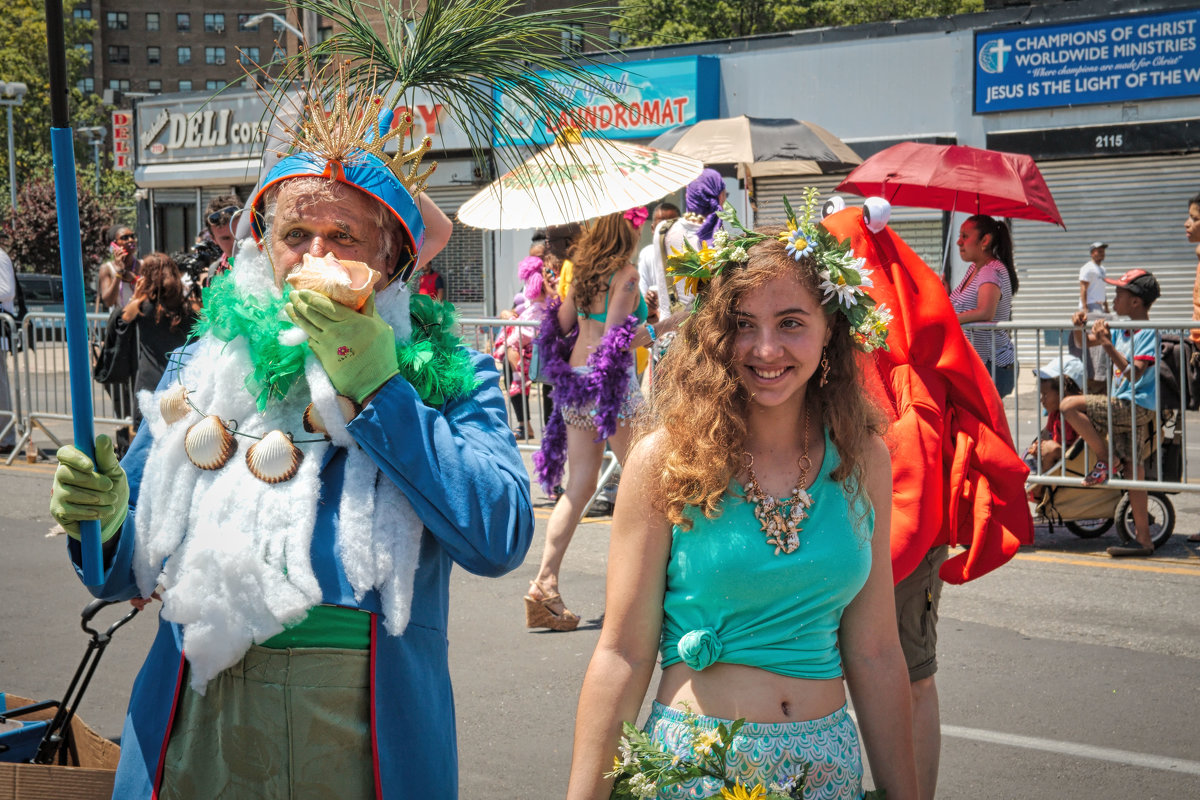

{"left": 950, "top": 214, "right": 1017, "bottom": 397}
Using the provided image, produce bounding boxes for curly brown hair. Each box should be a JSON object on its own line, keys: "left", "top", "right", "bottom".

{"left": 643, "top": 232, "right": 888, "bottom": 530}
{"left": 138, "top": 252, "right": 187, "bottom": 330}
{"left": 567, "top": 212, "right": 638, "bottom": 310}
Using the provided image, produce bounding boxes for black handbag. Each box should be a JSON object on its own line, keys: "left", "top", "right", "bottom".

{"left": 92, "top": 306, "right": 138, "bottom": 384}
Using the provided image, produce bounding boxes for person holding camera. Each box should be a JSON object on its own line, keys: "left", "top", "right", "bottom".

{"left": 98, "top": 224, "right": 140, "bottom": 311}
{"left": 201, "top": 194, "right": 241, "bottom": 286}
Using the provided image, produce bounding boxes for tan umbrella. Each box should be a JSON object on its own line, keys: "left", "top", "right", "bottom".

{"left": 457, "top": 134, "right": 704, "bottom": 230}
{"left": 649, "top": 115, "right": 862, "bottom": 175}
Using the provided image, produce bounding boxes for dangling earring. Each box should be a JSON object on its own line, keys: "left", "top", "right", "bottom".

{"left": 819, "top": 349, "right": 830, "bottom": 387}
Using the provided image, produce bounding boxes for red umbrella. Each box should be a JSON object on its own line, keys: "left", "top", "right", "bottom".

{"left": 836, "top": 142, "right": 1065, "bottom": 227}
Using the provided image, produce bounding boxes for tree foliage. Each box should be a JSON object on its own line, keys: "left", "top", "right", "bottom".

{"left": 0, "top": 0, "right": 130, "bottom": 273}
{"left": 7, "top": 169, "right": 114, "bottom": 276}
{"left": 614, "top": 0, "right": 983, "bottom": 46}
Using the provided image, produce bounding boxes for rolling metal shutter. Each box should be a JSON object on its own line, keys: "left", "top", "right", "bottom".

{"left": 1009, "top": 153, "right": 1200, "bottom": 360}
{"left": 427, "top": 184, "right": 486, "bottom": 312}
{"left": 755, "top": 174, "right": 945, "bottom": 273}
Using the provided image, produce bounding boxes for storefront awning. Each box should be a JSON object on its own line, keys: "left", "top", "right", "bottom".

{"left": 135, "top": 159, "right": 263, "bottom": 188}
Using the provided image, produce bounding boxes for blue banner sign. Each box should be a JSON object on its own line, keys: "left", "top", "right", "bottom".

{"left": 494, "top": 55, "right": 718, "bottom": 146}
{"left": 974, "top": 9, "right": 1200, "bottom": 113}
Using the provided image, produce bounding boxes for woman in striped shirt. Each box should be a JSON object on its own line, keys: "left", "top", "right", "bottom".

{"left": 950, "top": 214, "right": 1017, "bottom": 397}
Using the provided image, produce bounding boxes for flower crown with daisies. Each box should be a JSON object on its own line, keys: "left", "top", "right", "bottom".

{"left": 665, "top": 188, "right": 891, "bottom": 352}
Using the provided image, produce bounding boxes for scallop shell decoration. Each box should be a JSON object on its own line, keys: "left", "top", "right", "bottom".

{"left": 245, "top": 430, "right": 303, "bottom": 484}
{"left": 302, "top": 396, "right": 359, "bottom": 436}
{"left": 185, "top": 415, "right": 237, "bottom": 470}
{"left": 159, "top": 385, "right": 192, "bottom": 425}
{"left": 284, "top": 252, "right": 380, "bottom": 311}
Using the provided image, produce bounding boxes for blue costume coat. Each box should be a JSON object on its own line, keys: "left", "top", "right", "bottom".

{"left": 69, "top": 348, "right": 534, "bottom": 799}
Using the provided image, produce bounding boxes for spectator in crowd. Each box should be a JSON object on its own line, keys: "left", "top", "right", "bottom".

{"left": 1024, "top": 355, "right": 1085, "bottom": 502}
{"left": 1078, "top": 242, "right": 1108, "bottom": 313}
{"left": 0, "top": 229, "right": 15, "bottom": 452}
{"left": 1061, "top": 269, "right": 1160, "bottom": 557}
{"left": 118, "top": 253, "right": 199, "bottom": 428}
{"left": 1187, "top": 192, "right": 1200, "bottom": 347}
{"left": 416, "top": 260, "right": 446, "bottom": 301}
{"left": 949, "top": 214, "right": 1017, "bottom": 397}
{"left": 500, "top": 254, "right": 554, "bottom": 439}
{"left": 203, "top": 194, "right": 242, "bottom": 282}
{"left": 636, "top": 201, "right": 680, "bottom": 316}
{"left": 97, "top": 224, "right": 141, "bottom": 311}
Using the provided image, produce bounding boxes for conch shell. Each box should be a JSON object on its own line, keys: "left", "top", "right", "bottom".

{"left": 245, "top": 430, "right": 303, "bottom": 484}
{"left": 185, "top": 415, "right": 237, "bottom": 471}
{"left": 285, "top": 252, "right": 380, "bottom": 311}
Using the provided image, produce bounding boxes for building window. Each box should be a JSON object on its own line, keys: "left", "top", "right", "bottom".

{"left": 177, "top": 13, "right": 190, "bottom": 32}
{"left": 77, "top": 77, "right": 95, "bottom": 93}
{"left": 73, "top": 8, "right": 92, "bottom": 21}
{"left": 206, "top": 79, "right": 222, "bottom": 90}
{"left": 106, "top": 12, "right": 129, "bottom": 30}
{"left": 108, "top": 79, "right": 130, "bottom": 91}
{"left": 561, "top": 23, "right": 584, "bottom": 54}
{"left": 271, "top": 46, "right": 287, "bottom": 62}
{"left": 205, "top": 46, "right": 226, "bottom": 65}
{"left": 239, "top": 47, "right": 260, "bottom": 66}
{"left": 148, "top": 79, "right": 162, "bottom": 92}
{"left": 273, "top": 17, "right": 285, "bottom": 32}
{"left": 179, "top": 79, "right": 192, "bottom": 92}
{"left": 147, "top": 46, "right": 160, "bottom": 65}
{"left": 177, "top": 46, "right": 191, "bottom": 65}
{"left": 204, "top": 13, "right": 225, "bottom": 33}
{"left": 318, "top": 26, "right": 333, "bottom": 43}
{"left": 609, "top": 27, "right": 628, "bottom": 47}
{"left": 108, "top": 45, "right": 130, "bottom": 64}
{"left": 146, "top": 12, "right": 160, "bottom": 31}
{"left": 237, "top": 14, "right": 253, "bottom": 32}
{"left": 80, "top": 42, "right": 94, "bottom": 66}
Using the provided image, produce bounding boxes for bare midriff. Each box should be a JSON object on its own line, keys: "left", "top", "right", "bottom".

{"left": 655, "top": 662, "right": 846, "bottom": 724}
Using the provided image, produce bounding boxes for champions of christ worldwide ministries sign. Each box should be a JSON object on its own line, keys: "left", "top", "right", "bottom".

{"left": 493, "top": 55, "right": 719, "bottom": 147}
{"left": 974, "top": 8, "right": 1200, "bottom": 113}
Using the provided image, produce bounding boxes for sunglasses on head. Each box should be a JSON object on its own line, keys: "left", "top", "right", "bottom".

{"left": 207, "top": 206, "right": 240, "bottom": 225}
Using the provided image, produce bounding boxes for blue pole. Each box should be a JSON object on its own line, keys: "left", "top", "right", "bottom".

{"left": 45, "top": 0, "right": 104, "bottom": 586}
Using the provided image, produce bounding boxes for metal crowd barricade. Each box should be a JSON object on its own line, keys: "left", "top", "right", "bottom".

{"left": 6, "top": 311, "right": 134, "bottom": 466}
{"left": 0, "top": 313, "right": 22, "bottom": 457}
{"left": 457, "top": 315, "right": 619, "bottom": 517}
{"left": 965, "top": 318, "right": 1197, "bottom": 494}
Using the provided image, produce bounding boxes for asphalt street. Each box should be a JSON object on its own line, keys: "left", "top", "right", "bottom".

{"left": 2, "top": 449, "right": 1199, "bottom": 799}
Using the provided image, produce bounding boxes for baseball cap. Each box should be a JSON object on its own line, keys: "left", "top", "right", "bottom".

{"left": 1105, "top": 268, "right": 1160, "bottom": 303}
{"left": 1034, "top": 355, "right": 1085, "bottom": 391}
{"left": 1090, "top": 241, "right": 1108, "bottom": 250}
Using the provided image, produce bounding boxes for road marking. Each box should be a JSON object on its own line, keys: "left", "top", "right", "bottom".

{"left": 533, "top": 509, "right": 612, "bottom": 524}
{"left": 942, "top": 724, "right": 1200, "bottom": 776}
{"left": 1017, "top": 552, "right": 1200, "bottom": 575}
{"left": 0, "top": 463, "right": 55, "bottom": 475}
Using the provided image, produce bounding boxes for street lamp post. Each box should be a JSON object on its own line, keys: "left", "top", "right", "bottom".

{"left": 0, "top": 81, "right": 28, "bottom": 211}
{"left": 243, "top": 12, "right": 307, "bottom": 44}
{"left": 76, "top": 126, "right": 106, "bottom": 195}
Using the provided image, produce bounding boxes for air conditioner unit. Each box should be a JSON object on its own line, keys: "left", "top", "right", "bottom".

{"left": 215, "top": 58, "right": 225, "bottom": 65}
{"left": 214, "top": 25, "right": 224, "bottom": 34}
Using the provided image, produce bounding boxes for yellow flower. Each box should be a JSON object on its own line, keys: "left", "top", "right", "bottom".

{"left": 684, "top": 276, "right": 702, "bottom": 296}
{"left": 696, "top": 243, "right": 718, "bottom": 264}
{"left": 692, "top": 728, "right": 722, "bottom": 756}
{"left": 720, "top": 782, "right": 767, "bottom": 800}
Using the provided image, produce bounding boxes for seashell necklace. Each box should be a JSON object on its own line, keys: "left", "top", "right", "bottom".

{"left": 161, "top": 381, "right": 342, "bottom": 484}
{"left": 742, "top": 406, "right": 814, "bottom": 556}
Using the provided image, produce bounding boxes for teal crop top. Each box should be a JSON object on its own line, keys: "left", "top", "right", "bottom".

{"left": 659, "top": 429, "right": 874, "bottom": 680}
{"left": 579, "top": 272, "right": 648, "bottom": 324}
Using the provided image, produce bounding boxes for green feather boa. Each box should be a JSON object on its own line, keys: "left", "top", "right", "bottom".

{"left": 193, "top": 273, "right": 480, "bottom": 412}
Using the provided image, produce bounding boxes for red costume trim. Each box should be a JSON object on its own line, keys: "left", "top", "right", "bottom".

{"left": 370, "top": 614, "right": 382, "bottom": 800}
{"left": 150, "top": 653, "right": 189, "bottom": 798}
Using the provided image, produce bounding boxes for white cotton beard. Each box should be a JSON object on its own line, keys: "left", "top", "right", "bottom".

{"left": 134, "top": 241, "right": 424, "bottom": 693}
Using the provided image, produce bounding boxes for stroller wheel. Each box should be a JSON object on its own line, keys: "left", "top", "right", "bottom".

{"left": 1065, "top": 517, "right": 1113, "bottom": 538}
{"left": 1114, "top": 491, "right": 1175, "bottom": 549}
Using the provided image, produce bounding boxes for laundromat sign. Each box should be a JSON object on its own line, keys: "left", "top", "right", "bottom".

{"left": 975, "top": 8, "right": 1200, "bottom": 113}
{"left": 493, "top": 55, "right": 719, "bottom": 146}
{"left": 136, "top": 88, "right": 474, "bottom": 164}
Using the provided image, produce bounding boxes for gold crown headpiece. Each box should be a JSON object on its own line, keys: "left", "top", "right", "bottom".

{"left": 291, "top": 83, "right": 438, "bottom": 196}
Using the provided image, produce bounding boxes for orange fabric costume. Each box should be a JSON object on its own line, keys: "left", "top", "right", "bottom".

{"left": 822, "top": 209, "right": 1034, "bottom": 584}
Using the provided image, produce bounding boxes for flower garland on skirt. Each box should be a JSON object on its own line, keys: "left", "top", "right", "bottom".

{"left": 532, "top": 297, "right": 637, "bottom": 494}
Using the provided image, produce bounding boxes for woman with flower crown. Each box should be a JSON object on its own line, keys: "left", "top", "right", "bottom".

{"left": 566, "top": 196, "right": 917, "bottom": 800}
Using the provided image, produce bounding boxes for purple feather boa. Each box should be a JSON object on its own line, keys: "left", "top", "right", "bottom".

{"left": 532, "top": 298, "right": 637, "bottom": 494}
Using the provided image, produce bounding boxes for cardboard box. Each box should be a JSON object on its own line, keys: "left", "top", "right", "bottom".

{"left": 0, "top": 694, "right": 119, "bottom": 800}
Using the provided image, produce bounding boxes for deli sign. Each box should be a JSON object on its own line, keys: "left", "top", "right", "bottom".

{"left": 112, "top": 109, "right": 133, "bottom": 170}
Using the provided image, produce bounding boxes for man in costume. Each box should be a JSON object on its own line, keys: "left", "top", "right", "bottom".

{"left": 49, "top": 87, "right": 534, "bottom": 798}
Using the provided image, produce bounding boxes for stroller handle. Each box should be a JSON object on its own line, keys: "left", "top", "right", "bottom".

{"left": 81, "top": 599, "right": 140, "bottom": 644}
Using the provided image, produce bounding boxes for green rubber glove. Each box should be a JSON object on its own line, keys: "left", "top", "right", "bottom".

{"left": 286, "top": 289, "right": 400, "bottom": 404}
{"left": 51, "top": 434, "right": 129, "bottom": 543}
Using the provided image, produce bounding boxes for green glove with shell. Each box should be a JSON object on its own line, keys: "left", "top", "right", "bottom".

{"left": 286, "top": 289, "right": 400, "bottom": 404}
{"left": 50, "top": 434, "right": 129, "bottom": 542}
